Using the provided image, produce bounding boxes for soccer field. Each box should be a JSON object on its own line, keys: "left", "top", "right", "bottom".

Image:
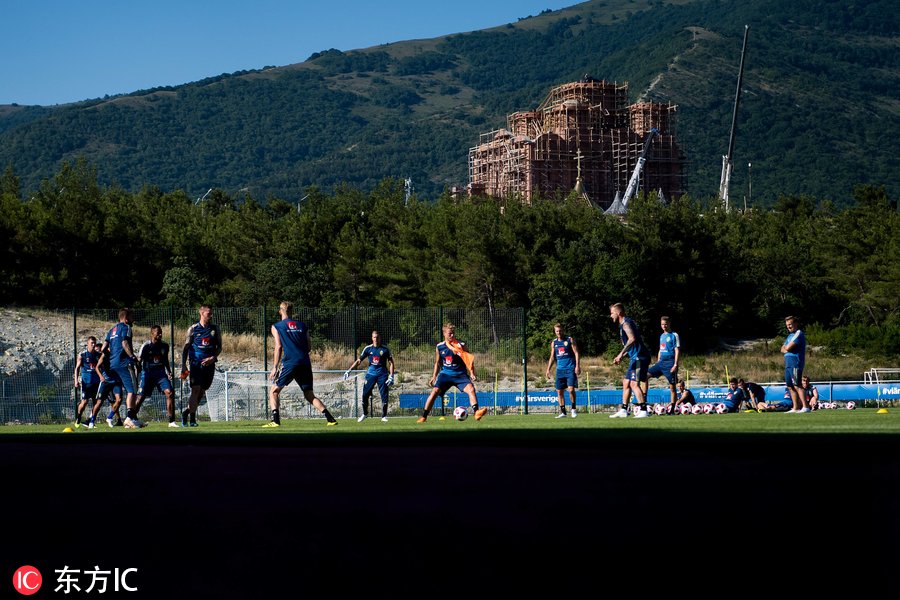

{"left": 2, "top": 407, "right": 897, "bottom": 440}
{"left": 3, "top": 409, "right": 899, "bottom": 598}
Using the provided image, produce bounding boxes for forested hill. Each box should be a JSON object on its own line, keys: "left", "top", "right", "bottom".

{"left": 1, "top": 0, "right": 897, "bottom": 205}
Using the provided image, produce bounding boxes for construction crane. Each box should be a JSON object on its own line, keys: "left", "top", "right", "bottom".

{"left": 612, "top": 127, "right": 659, "bottom": 213}
{"left": 718, "top": 25, "right": 750, "bottom": 211}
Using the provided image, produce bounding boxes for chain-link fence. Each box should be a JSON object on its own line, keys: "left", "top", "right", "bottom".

{"left": 1, "top": 306, "right": 527, "bottom": 424}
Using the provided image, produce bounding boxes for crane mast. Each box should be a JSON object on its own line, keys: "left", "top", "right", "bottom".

{"left": 718, "top": 24, "right": 750, "bottom": 211}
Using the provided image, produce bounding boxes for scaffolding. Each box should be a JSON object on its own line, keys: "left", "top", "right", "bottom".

{"left": 468, "top": 78, "right": 687, "bottom": 208}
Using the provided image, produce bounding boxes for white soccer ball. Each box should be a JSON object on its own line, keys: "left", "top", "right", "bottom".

{"left": 703, "top": 403, "right": 715, "bottom": 414}
{"left": 453, "top": 406, "right": 468, "bottom": 421}
{"left": 654, "top": 404, "right": 666, "bottom": 416}
{"left": 691, "top": 403, "right": 703, "bottom": 415}
{"left": 846, "top": 401, "right": 856, "bottom": 410}
{"left": 716, "top": 403, "right": 728, "bottom": 414}
{"left": 680, "top": 403, "right": 692, "bottom": 415}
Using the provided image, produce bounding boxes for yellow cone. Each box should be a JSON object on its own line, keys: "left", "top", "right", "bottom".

{"left": 877, "top": 408, "right": 889, "bottom": 414}
{"left": 62, "top": 427, "right": 74, "bottom": 433}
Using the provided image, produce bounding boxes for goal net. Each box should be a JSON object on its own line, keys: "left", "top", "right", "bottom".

{"left": 187, "top": 370, "right": 362, "bottom": 422}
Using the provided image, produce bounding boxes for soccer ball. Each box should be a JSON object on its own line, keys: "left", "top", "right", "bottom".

{"left": 654, "top": 404, "right": 666, "bottom": 415}
{"left": 680, "top": 403, "right": 692, "bottom": 415}
{"left": 716, "top": 403, "right": 728, "bottom": 414}
{"left": 703, "top": 403, "right": 715, "bottom": 414}
{"left": 846, "top": 401, "right": 856, "bottom": 410}
{"left": 453, "top": 406, "right": 468, "bottom": 421}
{"left": 691, "top": 403, "right": 703, "bottom": 415}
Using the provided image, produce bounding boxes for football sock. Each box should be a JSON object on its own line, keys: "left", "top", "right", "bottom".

{"left": 126, "top": 408, "right": 136, "bottom": 420}
{"left": 621, "top": 404, "right": 628, "bottom": 411}
{"left": 381, "top": 403, "right": 388, "bottom": 418}
{"left": 182, "top": 409, "right": 189, "bottom": 425}
{"left": 638, "top": 403, "right": 647, "bottom": 412}
{"left": 472, "top": 403, "right": 479, "bottom": 412}
{"left": 422, "top": 408, "right": 431, "bottom": 418}
{"left": 272, "top": 409, "right": 280, "bottom": 425}
{"left": 322, "top": 408, "right": 336, "bottom": 423}
{"left": 571, "top": 403, "right": 576, "bottom": 410}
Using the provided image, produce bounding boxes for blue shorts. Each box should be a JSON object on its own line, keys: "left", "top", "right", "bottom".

{"left": 784, "top": 357, "right": 803, "bottom": 387}
{"left": 80, "top": 382, "right": 99, "bottom": 401}
{"left": 648, "top": 359, "right": 677, "bottom": 385}
{"left": 625, "top": 356, "right": 649, "bottom": 383}
{"left": 555, "top": 369, "right": 578, "bottom": 390}
{"left": 274, "top": 362, "right": 313, "bottom": 391}
{"left": 98, "top": 376, "right": 122, "bottom": 402}
{"left": 111, "top": 365, "right": 138, "bottom": 395}
{"left": 434, "top": 372, "right": 472, "bottom": 394}
{"left": 363, "top": 373, "right": 389, "bottom": 403}
{"left": 772, "top": 398, "right": 793, "bottom": 410}
{"left": 139, "top": 371, "right": 173, "bottom": 397}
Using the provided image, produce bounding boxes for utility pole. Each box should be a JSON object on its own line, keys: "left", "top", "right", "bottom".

{"left": 718, "top": 25, "right": 750, "bottom": 211}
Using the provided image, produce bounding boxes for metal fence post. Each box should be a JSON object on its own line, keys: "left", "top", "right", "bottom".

{"left": 522, "top": 307, "right": 528, "bottom": 415}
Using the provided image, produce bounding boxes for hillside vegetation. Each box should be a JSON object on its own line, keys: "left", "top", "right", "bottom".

{"left": 0, "top": 0, "right": 897, "bottom": 204}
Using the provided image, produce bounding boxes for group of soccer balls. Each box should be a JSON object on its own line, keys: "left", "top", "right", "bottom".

{"left": 649, "top": 403, "right": 728, "bottom": 415}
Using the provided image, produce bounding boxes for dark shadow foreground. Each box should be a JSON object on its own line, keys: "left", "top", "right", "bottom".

{"left": 2, "top": 431, "right": 898, "bottom": 598}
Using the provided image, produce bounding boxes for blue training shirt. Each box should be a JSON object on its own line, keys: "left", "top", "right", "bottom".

{"left": 139, "top": 340, "right": 169, "bottom": 374}
{"left": 784, "top": 330, "right": 807, "bottom": 369}
{"left": 620, "top": 317, "right": 650, "bottom": 360}
{"left": 274, "top": 318, "right": 310, "bottom": 367}
{"left": 359, "top": 344, "right": 392, "bottom": 377}
{"left": 552, "top": 337, "right": 577, "bottom": 371}
{"left": 437, "top": 342, "right": 468, "bottom": 375}
{"left": 79, "top": 349, "right": 101, "bottom": 385}
{"left": 186, "top": 321, "right": 221, "bottom": 366}
{"left": 105, "top": 322, "right": 134, "bottom": 369}
{"left": 658, "top": 331, "right": 680, "bottom": 360}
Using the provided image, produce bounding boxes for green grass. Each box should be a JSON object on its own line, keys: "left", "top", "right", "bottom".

{"left": 2, "top": 409, "right": 897, "bottom": 446}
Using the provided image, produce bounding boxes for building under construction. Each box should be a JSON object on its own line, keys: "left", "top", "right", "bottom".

{"left": 467, "top": 77, "right": 686, "bottom": 209}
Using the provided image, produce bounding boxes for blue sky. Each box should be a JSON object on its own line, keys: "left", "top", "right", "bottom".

{"left": 1, "top": 0, "right": 577, "bottom": 106}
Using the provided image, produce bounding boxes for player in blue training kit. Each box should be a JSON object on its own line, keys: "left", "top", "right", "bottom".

{"left": 646, "top": 316, "right": 681, "bottom": 411}
{"left": 545, "top": 323, "right": 580, "bottom": 418}
{"left": 73, "top": 336, "right": 102, "bottom": 428}
{"left": 100, "top": 308, "right": 142, "bottom": 428}
{"left": 96, "top": 344, "right": 124, "bottom": 426}
{"left": 675, "top": 380, "right": 695, "bottom": 408}
{"left": 265, "top": 301, "right": 337, "bottom": 427}
{"left": 757, "top": 388, "right": 793, "bottom": 412}
{"left": 135, "top": 325, "right": 177, "bottom": 427}
{"left": 344, "top": 330, "right": 396, "bottom": 422}
{"left": 781, "top": 315, "right": 809, "bottom": 413}
{"left": 181, "top": 304, "right": 222, "bottom": 427}
{"left": 724, "top": 377, "right": 766, "bottom": 412}
{"left": 417, "top": 322, "right": 486, "bottom": 423}
{"left": 610, "top": 303, "right": 651, "bottom": 418}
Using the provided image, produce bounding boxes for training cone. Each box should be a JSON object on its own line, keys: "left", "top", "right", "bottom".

{"left": 62, "top": 427, "right": 74, "bottom": 433}
{"left": 438, "top": 416, "right": 446, "bottom": 421}
{"left": 877, "top": 408, "right": 889, "bottom": 414}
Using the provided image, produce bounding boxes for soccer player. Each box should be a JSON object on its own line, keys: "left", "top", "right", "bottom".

{"left": 265, "top": 301, "right": 337, "bottom": 427}
{"left": 646, "top": 316, "right": 680, "bottom": 409}
{"left": 781, "top": 315, "right": 809, "bottom": 413}
{"left": 96, "top": 343, "right": 124, "bottom": 426}
{"left": 723, "top": 377, "right": 765, "bottom": 412}
{"left": 675, "top": 379, "right": 695, "bottom": 409}
{"left": 181, "top": 304, "right": 222, "bottom": 427}
{"left": 344, "top": 330, "right": 396, "bottom": 422}
{"left": 417, "top": 322, "right": 486, "bottom": 423}
{"left": 134, "top": 325, "right": 178, "bottom": 427}
{"left": 73, "top": 336, "right": 102, "bottom": 428}
{"left": 545, "top": 322, "right": 580, "bottom": 418}
{"left": 756, "top": 388, "right": 794, "bottom": 412}
{"left": 99, "top": 308, "right": 142, "bottom": 428}
{"left": 609, "top": 303, "right": 651, "bottom": 418}
{"left": 802, "top": 375, "right": 820, "bottom": 410}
